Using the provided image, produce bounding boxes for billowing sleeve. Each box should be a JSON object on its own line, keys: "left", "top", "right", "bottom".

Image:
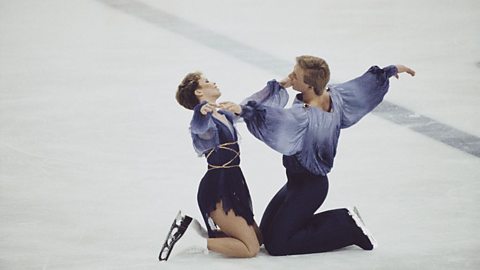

{"left": 190, "top": 102, "right": 219, "bottom": 155}
{"left": 241, "top": 79, "right": 289, "bottom": 108}
{"left": 240, "top": 101, "right": 308, "bottom": 156}
{"left": 335, "top": 65, "right": 398, "bottom": 128}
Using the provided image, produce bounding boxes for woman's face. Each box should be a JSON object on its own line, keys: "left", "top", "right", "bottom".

{"left": 289, "top": 64, "right": 311, "bottom": 93}
{"left": 197, "top": 76, "right": 221, "bottom": 100}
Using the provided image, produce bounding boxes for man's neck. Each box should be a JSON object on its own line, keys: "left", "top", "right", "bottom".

{"left": 303, "top": 90, "right": 331, "bottom": 112}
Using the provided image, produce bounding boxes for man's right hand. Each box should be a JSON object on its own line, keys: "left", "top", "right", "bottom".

{"left": 279, "top": 77, "right": 292, "bottom": 88}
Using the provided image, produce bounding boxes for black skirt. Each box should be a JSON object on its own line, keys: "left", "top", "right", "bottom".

{"left": 197, "top": 144, "right": 254, "bottom": 237}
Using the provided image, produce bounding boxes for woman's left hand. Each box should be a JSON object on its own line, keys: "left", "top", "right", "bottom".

{"left": 219, "top": 101, "right": 242, "bottom": 115}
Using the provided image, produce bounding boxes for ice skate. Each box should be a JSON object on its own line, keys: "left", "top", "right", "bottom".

{"left": 159, "top": 211, "right": 208, "bottom": 261}
{"left": 158, "top": 211, "right": 193, "bottom": 261}
{"left": 348, "top": 206, "right": 378, "bottom": 250}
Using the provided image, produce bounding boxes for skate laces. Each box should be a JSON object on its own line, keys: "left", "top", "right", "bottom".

{"left": 206, "top": 142, "right": 240, "bottom": 170}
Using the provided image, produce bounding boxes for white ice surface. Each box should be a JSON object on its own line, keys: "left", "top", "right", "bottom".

{"left": 1, "top": 0, "right": 479, "bottom": 269}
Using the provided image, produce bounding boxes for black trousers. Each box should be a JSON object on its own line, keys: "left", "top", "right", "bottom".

{"left": 260, "top": 156, "right": 363, "bottom": 256}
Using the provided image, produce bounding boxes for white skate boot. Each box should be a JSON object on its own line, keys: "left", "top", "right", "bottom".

{"left": 159, "top": 211, "right": 208, "bottom": 261}
{"left": 347, "top": 206, "right": 378, "bottom": 250}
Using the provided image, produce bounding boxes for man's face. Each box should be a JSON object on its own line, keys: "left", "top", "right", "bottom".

{"left": 289, "top": 64, "right": 310, "bottom": 92}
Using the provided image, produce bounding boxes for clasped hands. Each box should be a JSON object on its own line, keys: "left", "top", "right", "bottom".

{"left": 200, "top": 101, "right": 242, "bottom": 116}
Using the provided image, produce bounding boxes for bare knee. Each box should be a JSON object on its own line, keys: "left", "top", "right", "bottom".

{"left": 228, "top": 232, "right": 260, "bottom": 258}
{"left": 241, "top": 240, "right": 260, "bottom": 258}
{"left": 234, "top": 228, "right": 261, "bottom": 258}
{"left": 223, "top": 231, "right": 259, "bottom": 258}
{"left": 210, "top": 202, "right": 260, "bottom": 257}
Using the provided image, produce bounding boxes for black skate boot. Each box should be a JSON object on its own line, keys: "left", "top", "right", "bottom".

{"left": 158, "top": 211, "right": 193, "bottom": 261}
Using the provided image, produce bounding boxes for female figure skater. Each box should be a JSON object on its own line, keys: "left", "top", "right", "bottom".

{"left": 160, "top": 72, "right": 261, "bottom": 261}
{"left": 222, "top": 56, "right": 415, "bottom": 256}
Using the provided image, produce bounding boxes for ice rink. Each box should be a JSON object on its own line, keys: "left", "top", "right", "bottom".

{"left": 1, "top": 0, "right": 480, "bottom": 269}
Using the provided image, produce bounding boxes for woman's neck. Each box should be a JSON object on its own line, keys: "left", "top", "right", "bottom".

{"left": 200, "top": 97, "right": 220, "bottom": 114}
{"left": 200, "top": 97, "right": 217, "bottom": 104}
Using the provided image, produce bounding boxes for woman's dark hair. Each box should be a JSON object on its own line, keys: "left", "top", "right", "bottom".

{"left": 176, "top": 72, "right": 202, "bottom": 110}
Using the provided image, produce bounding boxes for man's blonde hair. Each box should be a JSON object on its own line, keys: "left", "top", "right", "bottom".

{"left": 296, "top": 55, "right": 330, "bottom": 95}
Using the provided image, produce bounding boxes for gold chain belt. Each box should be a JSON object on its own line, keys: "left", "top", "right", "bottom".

{"left": 206, "top": 142, "right": 240, "bottom": 171}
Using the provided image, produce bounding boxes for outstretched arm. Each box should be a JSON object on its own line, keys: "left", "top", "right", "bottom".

{"left": 334, "top": 64, "right": 415, "bottom": 128}
{"left": 190, "top": 102, "right": 220, "bottom": 155}
{"left": 239, "top": 101, "right": 308, "bottom": 156}
{"left": 240, "top": 80, "right": 290, "bottom": 108}
{"left": 221, "top": 99, "right": 308, "bottom": 156}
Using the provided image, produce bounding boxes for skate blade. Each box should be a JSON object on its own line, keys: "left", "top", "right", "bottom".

{"left": 158, "top": 211, "right": 193, "bottom": 261}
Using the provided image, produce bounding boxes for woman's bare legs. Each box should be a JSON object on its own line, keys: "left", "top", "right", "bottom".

{"left": 206, "top": 201, "right": 260, "bottom": 258}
